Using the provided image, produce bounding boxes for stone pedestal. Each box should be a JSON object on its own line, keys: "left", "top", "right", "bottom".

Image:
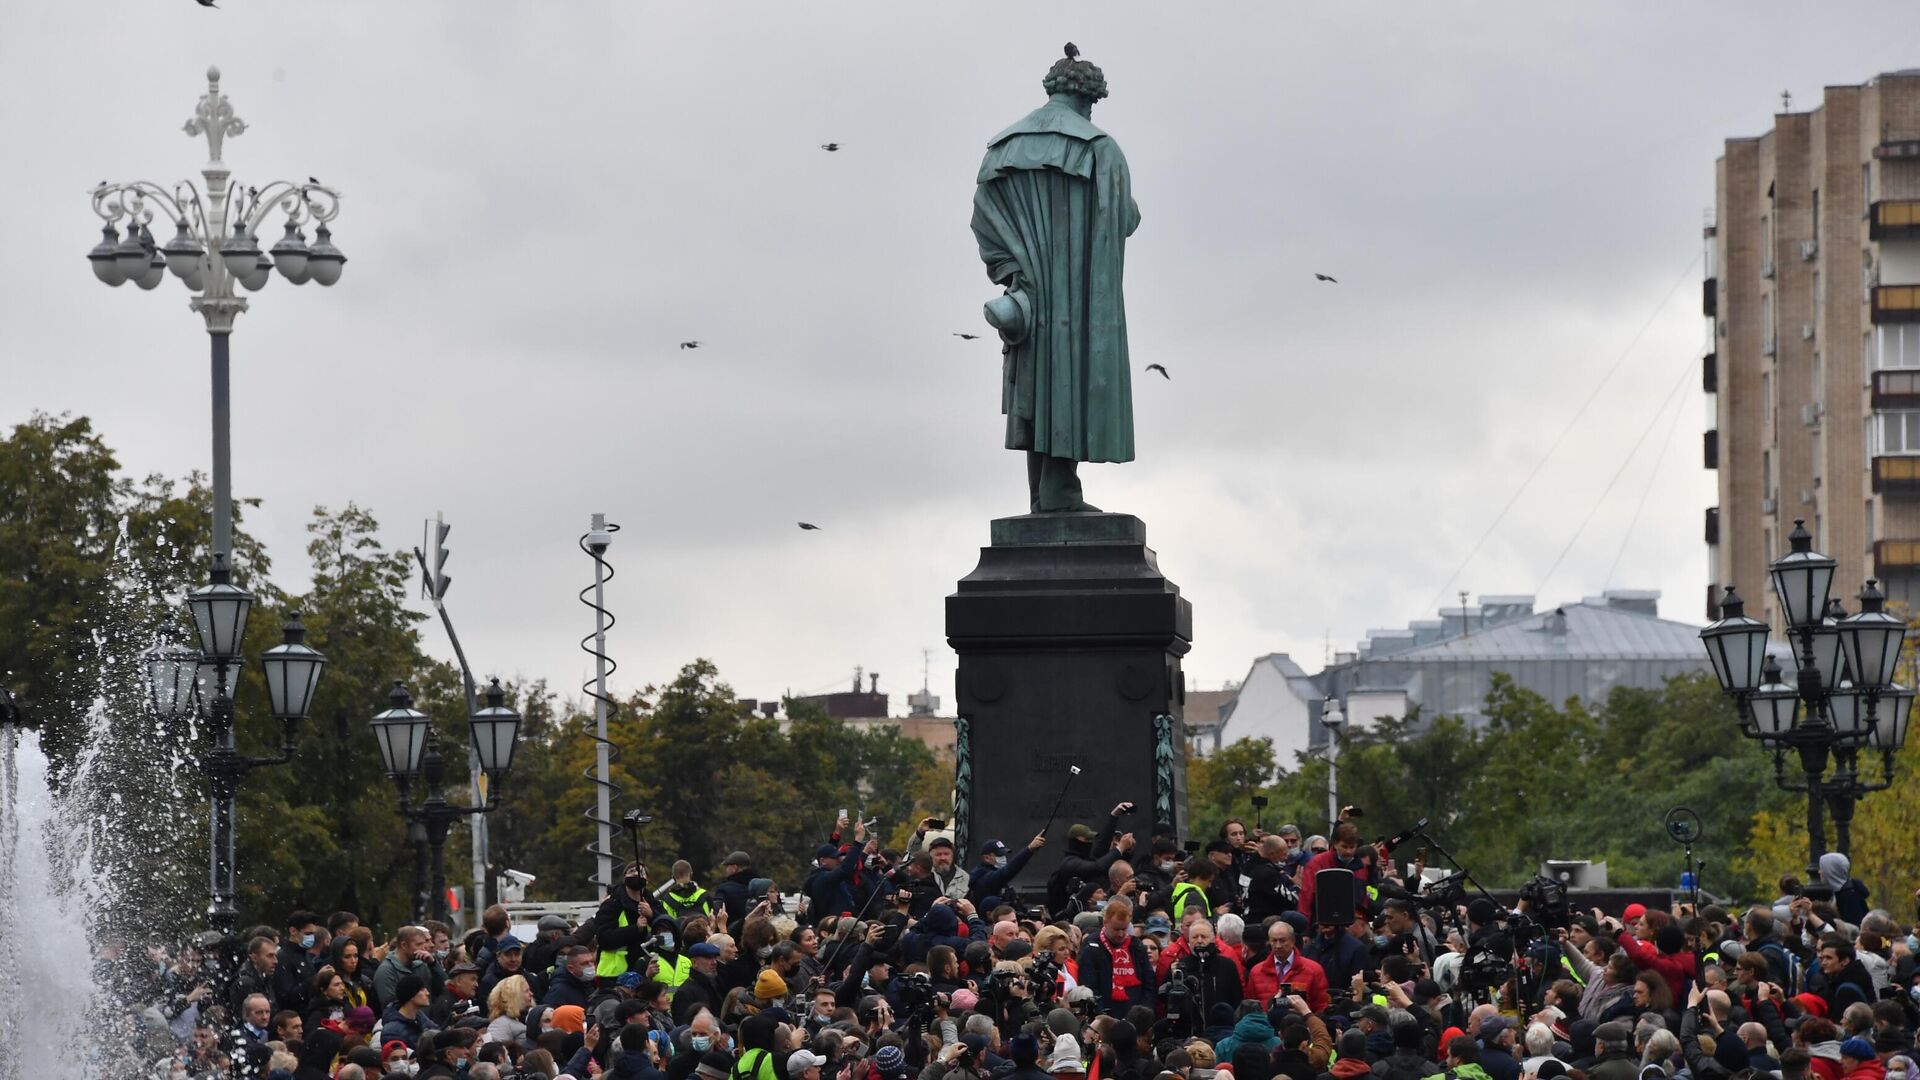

{"left": 945, "top": 512, "right": 1193, "bottom": 894}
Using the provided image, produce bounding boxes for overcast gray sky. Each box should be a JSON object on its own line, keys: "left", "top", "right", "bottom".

{"left": 5, "top": 3, "right": 1916, "bottom": 717}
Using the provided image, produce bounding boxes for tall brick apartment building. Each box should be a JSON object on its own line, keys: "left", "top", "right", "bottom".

{"left": 1707, "top": 70, "right": 1920, "bottom": 625}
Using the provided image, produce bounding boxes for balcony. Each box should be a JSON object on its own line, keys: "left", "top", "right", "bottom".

{"left": 1871, "top": 200, "right": 1920, "bottom": 242}
{"left": 1703, "top": 277, "right": 1718, "bottom": 318}
{"left": 1875, "top": 539, "right": 1920, "bottom": 575}
{"left": 1874, "top": 139, "right": 1920, "bottom": 161}
{"left": 1705, "top": 506, "right": 1720, "bottom": 545}
{"left": 1874, "top": 369, "right": 1920, "bottom": 409}
{"left": 1704, "top": 429, "right": 1718, "bottom": 469}
{"left": 1763, "top": 335, "right": 1778, "bottom": 356}
{"left": 1873, "top": 285, "right": 1920, "bottom": 324}
{"left": 1703, "top": 351, "right": 1717, "bottom": 392}
{"left": 1872, "top": 455, "right": 1920, "bottom": 493}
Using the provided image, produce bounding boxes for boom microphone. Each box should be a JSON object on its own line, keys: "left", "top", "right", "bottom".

{"left": 1381, "top": 817, "right": 1430, "bottom": 853}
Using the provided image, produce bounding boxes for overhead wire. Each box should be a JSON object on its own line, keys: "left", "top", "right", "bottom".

{"left": 1534, "top": 359, "right": 1696, "bottom": 598}
{"left": 1603, "top": 373, "right": 1695, "bottom": 591}
{"left": 1424, "top": 250, "right": 1702, "bottom": 616}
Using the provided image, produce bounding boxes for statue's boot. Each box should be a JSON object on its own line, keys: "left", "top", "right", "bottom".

{"left": 1030, "top": 452, "right": 1099, "bottom": 513}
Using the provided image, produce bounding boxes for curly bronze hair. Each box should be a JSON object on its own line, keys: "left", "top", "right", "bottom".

{"left": 1043, "top": 58, "right": 1109, "bottom": 102}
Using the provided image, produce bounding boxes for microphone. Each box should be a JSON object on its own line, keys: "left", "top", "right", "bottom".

{"left": 1381, "top": 817, "right": 1430, "bottom": 853}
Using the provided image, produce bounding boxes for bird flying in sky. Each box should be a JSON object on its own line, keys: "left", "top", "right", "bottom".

{"left": 679, "top": 341, "right": 702, "bottom": 349}
{"left": 820, "top": 143, "right": 840, "bottom": 152}
{"left": 1314, "top": 273, "right": 1338, "bottom": 283}
{"left": 1145, "top": 364, "right": 1169, "bottom": 380}
{"left": 952, "top": 332, "right": 981, "bottom": 340}
{"left": 797, "top": 522, "right": 821, "bottom": 531}
{"left": 196, "top": 0, "right": 218, "bottom": 7}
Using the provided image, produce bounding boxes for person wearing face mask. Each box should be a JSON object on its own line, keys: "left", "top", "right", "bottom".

{"left": 545, "top": 945, "right": 600, "bottom": 1008}
{"left": 277, "top": 910, "right": 326, "bottom": 1013}
{"left": 595, "top": 862, "right": 662, "bottom": 987}
{"left": 969, "top": 834, "right": 1043, "bottom": 906}
{"left": 1130, "top": 837, "right": 1181, "bottom": 908}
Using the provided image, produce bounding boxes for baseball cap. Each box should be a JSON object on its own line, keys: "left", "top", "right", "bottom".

{"left": 1622, "top": 903, "right": 1647, "bottom": 922}
{"left": 1143, "top": 914, "right": 1173, "bottom": 939}
{"left": 496, "top": 934, "right": 524, "bottom": 953}
{"left": 688, "top": 942, "right": 722, "bottom": 959}
{"left": 789, "top": 1050, "right": 828, "bottom": 1077}
{"left": 1068, "top": 824, "right": 1095, "bottom": 843}
{"left": 817, "top": 844, "right": 842, "bottom": 859}
{"left": 981, "top": 840, "right": 1010, "bottom": 856}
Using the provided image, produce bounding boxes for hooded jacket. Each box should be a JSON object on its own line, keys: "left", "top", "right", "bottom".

{"left": 1819, "top": 854, "right": 1871, "bottom": 926}
{"left": 968, "top": 844, "right": 1037, "bottom": 904}
{"left": 1216, "top": 1012, "right": 1281, "bottom": 1063}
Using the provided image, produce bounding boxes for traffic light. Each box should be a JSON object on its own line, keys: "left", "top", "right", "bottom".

{"left": 428, "top": 517, "right": 452, "bottom": 600}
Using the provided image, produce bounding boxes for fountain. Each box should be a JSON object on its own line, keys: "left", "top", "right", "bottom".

{"left": 0, "top": 526, "right": 214, "bottom": 1078}
{"left": 0, "top": 720, "right": 115, "bottom": 1078}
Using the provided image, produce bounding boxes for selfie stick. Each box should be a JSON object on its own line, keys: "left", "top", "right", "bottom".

{"left": 1039, "top": 765, "right": 1083, "bottom": 838}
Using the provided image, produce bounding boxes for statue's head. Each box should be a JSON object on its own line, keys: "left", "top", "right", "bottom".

{"left": 1043, "top": 58, "right": 1108, "bottom": 103}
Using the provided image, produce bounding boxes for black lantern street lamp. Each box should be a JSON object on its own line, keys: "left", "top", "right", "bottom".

{"left": 372, "top": 679, "right": 518, "bottom": 922}
{"left": 1702, "top": 520, "right": 1911, "bottom": 882}
{"left": 147, "top": 554, "right": 327, "bottom": 935}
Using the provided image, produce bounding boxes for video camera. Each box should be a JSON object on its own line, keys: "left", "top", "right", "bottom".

{"left": 898, "top": 970, "right": 937, "bottom": 1017}
{"left": 1026, "top": 953, "right": 1061, "bottom": 1005}
{"left": 1517, "top": 874, "right": 1571, "bottom": 931}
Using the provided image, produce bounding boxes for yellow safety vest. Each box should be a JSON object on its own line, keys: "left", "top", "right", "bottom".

{"left": 597, "top": 911, "right": 693, "bottom": 993}
{"left": 597, "top": 912, "right": 634, "bottom": 979}
{"left": 1172, "top": 882, "right": 1212, "bottom": 920}
{"left": 663, "top": 884, "right": 712, "bottom": 919}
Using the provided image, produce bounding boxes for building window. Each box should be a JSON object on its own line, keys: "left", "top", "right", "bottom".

{"left": 1764, "top": 447, "right": 1775, "bottom": 498}
{"left": 1813, "top": 351, "right": 1823, "bottom": 407}
{"left": 1875, "top": 410, "right": 1920, "bottom": 455}
{"left": 1868, "top": 499, "right": 1877, "bottom": 548}
{"left": 1813, "top": 189, "right": 1821, "bottom": 237}
{"left": 1864, "top": 163, "right": 1873, "bottom": 209}
{"left": 1880, "top": 325, "right": 1920, "bottom": 369}
{"left": 1763, "top": 371, "right": 1774, "bottom": 434}
{"left": 1763, "top": 292, "right": 1775, "bottom": 350}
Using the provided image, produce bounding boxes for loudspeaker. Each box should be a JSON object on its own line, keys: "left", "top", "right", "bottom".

{"left": 1313, "top": 867, "right": 1355, "bottom": 926}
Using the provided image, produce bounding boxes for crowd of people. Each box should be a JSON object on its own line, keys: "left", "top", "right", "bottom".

{"left": 103, "top": 806, "right": 1920, "bottom": 1080}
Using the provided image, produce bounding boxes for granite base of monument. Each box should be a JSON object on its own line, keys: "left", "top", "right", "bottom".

{"left": 945, "top": 512, "right": 1193, "bottom": 894}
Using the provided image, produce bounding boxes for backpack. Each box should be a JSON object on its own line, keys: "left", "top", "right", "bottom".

{"left": 1757, "top": 942, "right": 1801, "bottom": 995}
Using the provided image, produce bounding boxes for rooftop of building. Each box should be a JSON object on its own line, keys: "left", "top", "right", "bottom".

{"left": 1342, "top": 589, "right": 1709, "bottom": 665}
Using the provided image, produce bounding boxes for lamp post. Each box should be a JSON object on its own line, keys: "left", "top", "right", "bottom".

{"left": 1701, "top": 520, "right": 1912, "bottom": 882}
{"left": 370, "top": 679, "right": 520, "bottom": 922}
{"left": 1321, "top": 698, "right": 1345, "bottom": 833}
{"left": 143, "top": 557, "right": 327, "bottom": 934}
{"left": 88, "top": 67, "right": 346, "bottom": 560}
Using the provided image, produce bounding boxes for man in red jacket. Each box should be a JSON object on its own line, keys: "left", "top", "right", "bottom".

{"left": 1244, "top": 919, "right": 1329, "bottom": 1013}
{"left": 1296, "top": 822, "right": 1379, "bottom": 922}
{"left": 1614, "top": 921, "right": 1698, "bottom": 1004}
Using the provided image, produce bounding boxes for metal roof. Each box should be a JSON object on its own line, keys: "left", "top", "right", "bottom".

{"left": 1384, "top": 600, "right": 1702, "bottom": 662}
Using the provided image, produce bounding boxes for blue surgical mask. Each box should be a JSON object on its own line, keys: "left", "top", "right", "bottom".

{"left": 1908, "top": 935, "right": 1920, "bottom": 955}
{"left": 659, "top": 933, "right": 675, "bottom": 950}
{"left": 1374, "top": 935, "right": 1390, "bottom": 949}
{"left": 691, "top": 1036, "right": 712, "bottom": 1052}
{"left": 300, "top": 934, "right": 316, "bottom": 950}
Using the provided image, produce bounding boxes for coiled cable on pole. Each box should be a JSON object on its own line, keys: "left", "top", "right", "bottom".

{"left": 579, "top": 516, "right": 622, "bottom": 894}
